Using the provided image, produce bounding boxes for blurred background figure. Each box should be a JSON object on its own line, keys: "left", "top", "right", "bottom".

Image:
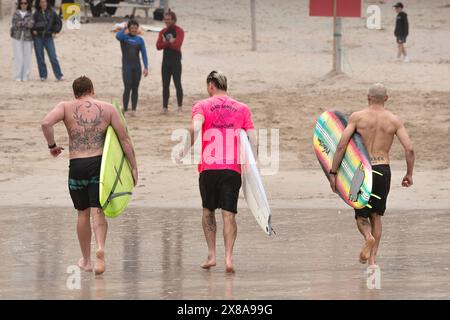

{"left": 10, "top": 0, "right": 34, "bottom": 81}
{"left": 116, "top": 19, "right": 149, "bottom": 116}
{"left": 32, "top": 0, "right": 64, "bottom": 81}
{"left": 156, "top": 10, "right": 184, "bottom": 113}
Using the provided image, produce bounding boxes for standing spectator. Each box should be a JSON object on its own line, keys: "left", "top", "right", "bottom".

{"left": 10, "top": 0, "right": 34, "bottom": 82}
{"left": 116, "top": 20, "right": 149, "bottom": 116}
{"left": 393, "top": 2, "right": 409, "bottom": 62}
{"left": 156, "top": 10, "right": 184, "bottom": 113}
{"left": 32, "top": 0, "right": 64, "bottom": 81}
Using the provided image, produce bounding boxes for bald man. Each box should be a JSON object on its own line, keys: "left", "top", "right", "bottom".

{"left": 329, "top": 83, "right": 415, "bottom": 267}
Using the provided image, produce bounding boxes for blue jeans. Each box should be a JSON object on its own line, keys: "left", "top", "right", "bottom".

{"left": 33, "top": 35, "right": 63, "bottom": 79}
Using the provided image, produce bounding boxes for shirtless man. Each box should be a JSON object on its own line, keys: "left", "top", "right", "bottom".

{"left": 329, "top": 83, "right": 415, "bottom": 267}
{"left": 41, "top": 76, "right": 138, "bottom": 275}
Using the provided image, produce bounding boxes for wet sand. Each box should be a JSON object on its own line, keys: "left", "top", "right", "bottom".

{"left": 1, "top": 206, "right": 449, "bottom": 299}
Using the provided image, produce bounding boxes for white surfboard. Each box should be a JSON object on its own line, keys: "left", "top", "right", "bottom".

{"left": 141, "top": 25, "right": 163, "bottom": 32}
{"left": 239, "top": 130, "right": 273, "bottom": 235}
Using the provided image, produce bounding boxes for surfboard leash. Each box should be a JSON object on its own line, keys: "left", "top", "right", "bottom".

{"left": 102, "top": 154, "right": 132, "bottom": 211}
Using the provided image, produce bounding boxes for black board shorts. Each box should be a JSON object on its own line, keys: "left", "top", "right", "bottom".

{"left": 354, "top": 165, "right": 391, "bottom": 219}
{"left": 199, "top": 170, "right": 242, "bottom": 214}
{"left": 68, "top": 155, "right": 102, "bottom": 211}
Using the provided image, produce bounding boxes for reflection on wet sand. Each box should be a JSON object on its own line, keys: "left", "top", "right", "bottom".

{"left": 0, "top": 206, "right": 449, "bottom": 299}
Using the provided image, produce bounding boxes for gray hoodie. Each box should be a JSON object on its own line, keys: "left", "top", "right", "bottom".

{"left": 10, "top": 10, "right": 34, "bottom": 41}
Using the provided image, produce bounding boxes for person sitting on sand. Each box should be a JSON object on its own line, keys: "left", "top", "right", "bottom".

{"left": 41, "top": 76, "right": 138, "bottom": 275}
{"left": 329, "top": 83, "right": 415, "bottom": 267}
{"left": 176, "top": 71, "right": 257, "bottom": 273}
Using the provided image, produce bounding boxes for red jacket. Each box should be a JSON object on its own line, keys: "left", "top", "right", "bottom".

{"left": 156, "top": 24, "right": 184, "bottom": 52}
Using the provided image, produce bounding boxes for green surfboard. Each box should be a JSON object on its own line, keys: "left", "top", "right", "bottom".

{"left": 99, "top": 100, "right": 134, "bottom": 218}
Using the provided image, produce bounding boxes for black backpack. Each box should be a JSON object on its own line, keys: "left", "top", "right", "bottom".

{"left": 153, "top": 8, "right": 164, "bottom": 21}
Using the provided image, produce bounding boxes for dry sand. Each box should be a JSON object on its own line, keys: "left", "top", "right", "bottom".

{"left": 0, "top": 0, "right": 449, "bottom": 299}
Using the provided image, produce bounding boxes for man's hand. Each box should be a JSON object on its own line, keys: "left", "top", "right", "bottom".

{"left": 169, "top": 37, "right": 176, "bottom": 44}
{"left": 401, "top": 174, "right": 413, "bottom": 187}
{"left": 132, "top": 167, "right": 138, "bottom": 187}
{"left": 143, "top": 68, "right": 149, "bottom": 77}
{"left": 329, "top": 174, "right": 337, "bottom": 193}
{"left": 49, "top": 146, "right": 64, "bottom": 157}
{"left": 33, "top": 30, "right": 37, "bottom": 35}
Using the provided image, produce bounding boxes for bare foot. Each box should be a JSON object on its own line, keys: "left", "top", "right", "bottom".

{"left": 78, "top": 258, "right": 93, "bottom": 272}
{"left": 225, "top": 260, "right": 235, "bottom": 274}
{"left": 94, "top": 250, "right": 106, "bottom": 275}
{"left": 201, "top": 258, "right": 216, "bottom": 269}
{"left": 359, "top": 236, "right": 375, "bottom": 264}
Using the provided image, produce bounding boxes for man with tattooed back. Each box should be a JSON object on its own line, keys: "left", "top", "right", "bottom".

{"left": 41, "top": 76, "right": 138, "bottom": 275}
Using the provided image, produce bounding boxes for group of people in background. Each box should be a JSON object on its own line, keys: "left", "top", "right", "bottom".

{"left": 10, "top": 0, "right": 64, "bottom": 82}
{"left": 11, "top": 1, "right": 407, "bottom": 112}
{"left": 115, "top": 10, "right": 184, "bottom": 115}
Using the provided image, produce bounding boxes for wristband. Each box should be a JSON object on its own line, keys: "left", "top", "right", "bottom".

{"left": 329, "top": 170, "right": 337, "bottom": 175}
{"left": 48, "top": 143, "right": 56, "bottom": 149}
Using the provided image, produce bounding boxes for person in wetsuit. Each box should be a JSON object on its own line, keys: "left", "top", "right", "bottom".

{"left": 156, "top": 10, "right": 184, "bottom": 113}
{"left": 116, "top": 20, "right": 149, "bottom": 116}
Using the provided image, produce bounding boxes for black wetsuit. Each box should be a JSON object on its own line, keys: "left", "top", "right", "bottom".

{"left": 116, "top": 28, "right": 148, "bottom": 112}
{"left": 157, "top": 24, "right": 184, "bottom": 109}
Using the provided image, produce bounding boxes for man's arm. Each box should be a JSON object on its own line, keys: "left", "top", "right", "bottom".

{"left": 139, "top": 38, "right": 149, "bottom": 75}
{"left": 110, "top": 108, "right": 138, "bottom": 185}
{"left": 41, "top": 102, "right": 65, "bottom": 157}
{"left": 156, "top": 30, "right": 169, "bottom": 50}
{"left": 115, "top": 27, "right": 128, "bottom": 41}
{"left": 329, "top": 114, "right": 357, "bottom": 192}
{"left": 395, "top": 119, "right": 414, "bottom": 187}
{"left": 169, "top": 27, "right": 184, "bottom": 51}
{"left": 176, "top": 114, "right": 204, "bottom": 163}
{"left": 403, "top": 13, "right": 409, "bottom": 37}
{"left": 188, "top": 114, "right": 204, "bottom": 153}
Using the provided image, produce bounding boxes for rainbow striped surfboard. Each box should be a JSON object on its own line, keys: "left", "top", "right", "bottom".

{"left": 313, "top": 110, "right": 372, "bottom": 209}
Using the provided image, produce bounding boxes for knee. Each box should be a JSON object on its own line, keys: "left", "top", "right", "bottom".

{"left": 78, "top": 210, "right": 90, "bottom": 220}
{"left": 223, "top": 212, "right": 236, "bottom": 223}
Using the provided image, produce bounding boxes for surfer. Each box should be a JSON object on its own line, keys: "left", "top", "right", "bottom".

{"left": 116, "top": 19, "right": 149, "bottom": 116}
{"left": 156, "top": 10, "right": 184, "bottom": 113}
{"left": 176, "top": 71, "right": 257, "bottom": 273}
{"left": 329, "top": 83, "right": 415, "bottom": 266}
{"left": 41, "top": 76, "right": 138, "bottom": 275}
